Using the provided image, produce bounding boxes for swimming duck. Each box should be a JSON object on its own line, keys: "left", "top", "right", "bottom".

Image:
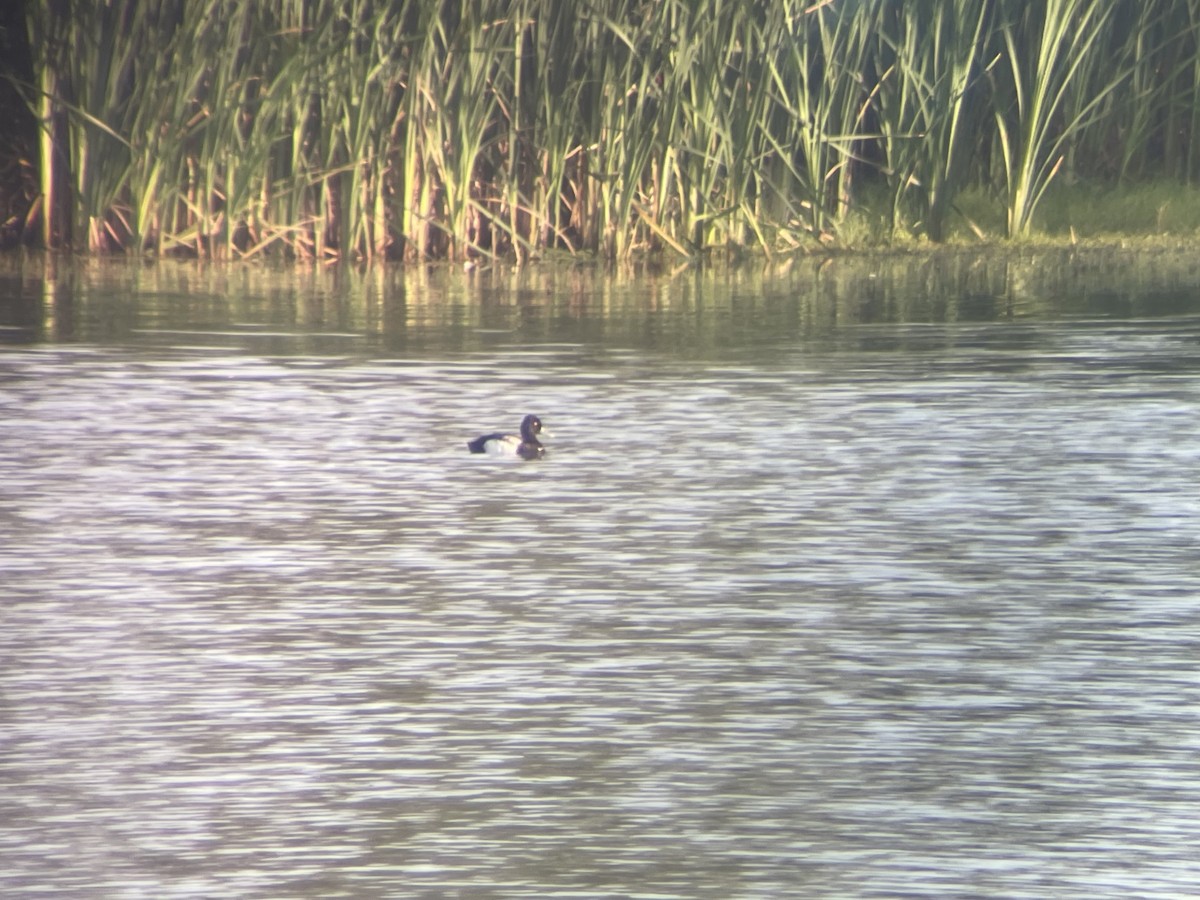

{"left": 467, "top": 414, "right": 547, "bottom": 460}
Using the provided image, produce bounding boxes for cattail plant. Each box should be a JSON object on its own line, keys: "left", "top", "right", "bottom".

{"left": 15, "top": 0, "right": 1200, "bottom": 258}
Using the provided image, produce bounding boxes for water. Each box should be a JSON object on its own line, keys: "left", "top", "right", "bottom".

{"left": 2, "top": 253, "right": 1200, "bottom": 898}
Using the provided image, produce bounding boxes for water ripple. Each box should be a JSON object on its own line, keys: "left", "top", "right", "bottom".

{"left": 2, "top": 319, "right": 1200, "bottom": 897}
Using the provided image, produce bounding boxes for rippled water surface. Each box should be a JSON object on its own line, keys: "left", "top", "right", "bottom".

{"left": 2, "top": 254, "right": 1200, "bottom": 897}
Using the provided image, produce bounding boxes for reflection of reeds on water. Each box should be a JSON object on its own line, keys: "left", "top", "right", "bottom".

{"left": 10, "top": 248, "right": 1199, "bottom": 354}
{"left": 17, "top": 1, "right": 1200, "bottom": 259}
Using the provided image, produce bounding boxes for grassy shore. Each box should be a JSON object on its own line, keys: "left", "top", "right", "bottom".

{"left": 7, "top": 0, "right": 1200, "bottom": 261}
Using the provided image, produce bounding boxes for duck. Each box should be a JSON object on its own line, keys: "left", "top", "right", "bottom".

{"left": 467, "top": 414, "right": 547, "bottom": 460}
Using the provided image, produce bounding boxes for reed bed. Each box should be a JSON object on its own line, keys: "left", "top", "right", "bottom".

{"left": 14, "top": 0, "right": 1200, "bottom": 259}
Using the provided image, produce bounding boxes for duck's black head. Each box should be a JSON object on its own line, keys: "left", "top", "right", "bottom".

{"left": 520, "top": 414, "right": 544, "bottom": 442}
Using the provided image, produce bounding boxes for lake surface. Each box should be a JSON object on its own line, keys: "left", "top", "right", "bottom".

{"left": 2, "top": 251, "right": 1200, "bottom": 898}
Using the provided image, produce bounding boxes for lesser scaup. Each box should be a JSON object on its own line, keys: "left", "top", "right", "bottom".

{"left": 467, "top": 414, "right": 547, "bottom": 460}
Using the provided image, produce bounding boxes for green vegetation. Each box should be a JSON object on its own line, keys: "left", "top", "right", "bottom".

{"left": 9, "top": 0, "right": 1200, "bottom": 260}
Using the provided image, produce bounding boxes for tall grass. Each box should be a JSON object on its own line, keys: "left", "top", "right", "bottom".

{"left": 875, "top": 0, "right": 995, "bottom": 240}
{"left": 992, "top": 0, "right": 1128, "bottom": 236}
{"left": 15, "top": 0, "right": 1200, "bottom": 258}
